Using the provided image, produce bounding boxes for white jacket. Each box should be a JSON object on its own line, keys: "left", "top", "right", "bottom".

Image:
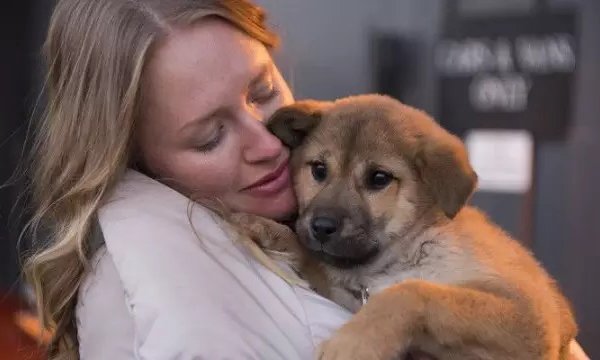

{"left": 76, "top": 170, "right": 351, "bottom": 359}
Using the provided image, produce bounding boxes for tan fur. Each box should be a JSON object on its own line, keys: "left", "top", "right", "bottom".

{"left": 234, "top": 94, "right": 577, "bottom": 360}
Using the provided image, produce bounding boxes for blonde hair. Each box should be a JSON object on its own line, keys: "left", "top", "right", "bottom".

{"left": 23, "top": 0, "right": 278, "bottom": 358}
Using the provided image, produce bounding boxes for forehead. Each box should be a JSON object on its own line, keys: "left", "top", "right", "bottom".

{"left": 142, "top": 19, "right": 271, "bottom": 125}
{"left": 147, "top": 19, "right": 269, "bottom": 85}
{"left": 305, "top": 104, "right": 406, "bottom": 164}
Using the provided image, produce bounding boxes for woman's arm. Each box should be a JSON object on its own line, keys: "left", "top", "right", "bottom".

{"left": 77, "top": 248, "right": 136, "bottom": 359}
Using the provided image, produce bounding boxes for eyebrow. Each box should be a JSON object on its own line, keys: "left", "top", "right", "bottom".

{"left": 178, "top": 63, "right": 273, "bottom": 136}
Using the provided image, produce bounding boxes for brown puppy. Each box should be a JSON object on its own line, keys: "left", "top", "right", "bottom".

{"left": 232, "top": 94, "right": 577, "bottom": 360}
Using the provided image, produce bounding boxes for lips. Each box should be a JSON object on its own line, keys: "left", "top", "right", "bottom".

{"left": 242, "top": 161, "right": 291, "bottom": 197}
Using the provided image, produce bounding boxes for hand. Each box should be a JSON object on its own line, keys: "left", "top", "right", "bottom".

{"left": 569, "top": 340, "right": 590, "bottom": 360}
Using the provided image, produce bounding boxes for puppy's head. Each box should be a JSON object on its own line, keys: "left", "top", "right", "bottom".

{"left": 267, "top": 95, "right": 477, "bottom": 269}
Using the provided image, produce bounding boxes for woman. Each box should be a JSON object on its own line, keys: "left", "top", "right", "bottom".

{"left": 25, "top": 1, "right": 350, "bottom": 358}
{"left": 24, "top": 0, "right": 589, "bottom": 359}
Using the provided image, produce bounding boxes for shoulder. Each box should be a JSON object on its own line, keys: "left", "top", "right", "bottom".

{"left": 99, "top": 169, "right": 222, "bottom": 235}
{"left": 97, "top": 169, "right": 242, "bottom": 287}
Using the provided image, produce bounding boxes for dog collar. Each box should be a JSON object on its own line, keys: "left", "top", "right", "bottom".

{"left": 360, "top": 286, "right": 370, "bottom": 305}
{"left": 347, "top": 285, "right": 370, "bottom": 306}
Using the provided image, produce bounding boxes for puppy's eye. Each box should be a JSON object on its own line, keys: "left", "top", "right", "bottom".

{"left": 366, "top": 170, "right": 394, "bottom": 191}
{"left": 310, "top": 161, "right": 327, "bottom": 182}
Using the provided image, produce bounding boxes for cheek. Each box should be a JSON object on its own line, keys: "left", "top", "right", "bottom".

{"left": 293, "top": 167, "right": 322, "bottom": 210}
{"left": 184, "top": 156, "right": 239, "bottom": 194}
{"left": 146, "top": 148, "right": 240, "bottom": 198}
{"left": 366, "top": 182, "right": 401, "bottom": 220}
{"left": 381, "top": 179, "right": 421, "bottom": 234}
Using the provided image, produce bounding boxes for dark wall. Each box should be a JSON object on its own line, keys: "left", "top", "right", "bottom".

{"left": 0, "top": 0, "right": 52, "bottom": 290}
{"left": 545, "top": 0, "right": 600, "bottom": 353}
{"left": 0, "top": 2, "right": 34, "bottom": 290}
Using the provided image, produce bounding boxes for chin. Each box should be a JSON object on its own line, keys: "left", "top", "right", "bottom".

{"left": 262, "top": 194, "right": 298, "bottom": 220}
{"left": 244, "top": 189, "right": 297, "bottom": 221}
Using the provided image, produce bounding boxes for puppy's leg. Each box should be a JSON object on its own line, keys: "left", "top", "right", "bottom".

{"left": 200, "top": 200, "right": 302, "bottom": 256}
{"left": 230, "top": 213, "right": 331, "bottom": 296}
{"left": 318, "top": 280, "right": 553, "bottom": 360}
{"left": 226, "top": 213, "right": 310, "bottom": 286}
{"left": 229, "top": 213, "right": 304, "bottom": 256}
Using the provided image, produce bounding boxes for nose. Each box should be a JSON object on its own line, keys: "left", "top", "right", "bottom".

{"left": 242, "top": 111, "right": 283, "bottom": 163}
{"left": 310, "top": 216, "right": 340, "bottom": 243}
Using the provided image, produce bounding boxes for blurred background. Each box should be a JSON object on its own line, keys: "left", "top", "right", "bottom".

{"left": 1, "top": 0, "right": 598, "bottom": 358}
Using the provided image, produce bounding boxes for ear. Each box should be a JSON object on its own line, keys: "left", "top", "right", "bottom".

{"left": 266, "top": 100, "right": 330, "bottom": 148}
{"left": 414, "top": 133, "right": 478, "bottom": 219}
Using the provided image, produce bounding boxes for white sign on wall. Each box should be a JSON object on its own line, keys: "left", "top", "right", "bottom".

{"left": 465, "top": 129, "right": 534, "bottom": 194}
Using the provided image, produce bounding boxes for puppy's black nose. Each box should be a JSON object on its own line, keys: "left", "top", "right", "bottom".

{"left": 310, "top": 216, "right": 339, "bottom": 243}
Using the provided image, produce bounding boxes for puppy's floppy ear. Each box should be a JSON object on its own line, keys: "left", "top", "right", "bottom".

{"left": 267, "top": 100, "right": 329, "bottom": 148}
{"left": 414, "top": 132, "right": 478, "bottom": 219}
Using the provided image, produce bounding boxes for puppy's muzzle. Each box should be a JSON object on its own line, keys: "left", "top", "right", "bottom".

{"left": 302, "top": 207, "right": 379, "bottom": 268}
{"left": 310, "top": 215, "right": 340, "bottom": 243}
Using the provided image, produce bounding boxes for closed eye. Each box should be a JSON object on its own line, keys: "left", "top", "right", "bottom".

{"left": 249, "top": 86, "right": 279, "bottom": 105}
{"left": 248, "top": 64, "right": 279, "bottom": 105}
{"left": 195, "top": 124, "right": 225, "bottom": 152}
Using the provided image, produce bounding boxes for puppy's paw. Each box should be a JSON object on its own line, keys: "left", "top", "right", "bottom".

{"left": 317, "top": 330, "right": 383, "bottom": 360}
{"left": 229, "top": 213, "right": 275, "bottom": 245}
{"left": 229, "top": 212, "right": 266, "bottom": 231}
{"left": 229, "top": 212, "right": 300, "bottom": 254}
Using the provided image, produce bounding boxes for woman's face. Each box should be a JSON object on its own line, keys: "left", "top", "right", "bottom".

{"left": 138, "top": 19, "right": 296, "bottom": 220}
